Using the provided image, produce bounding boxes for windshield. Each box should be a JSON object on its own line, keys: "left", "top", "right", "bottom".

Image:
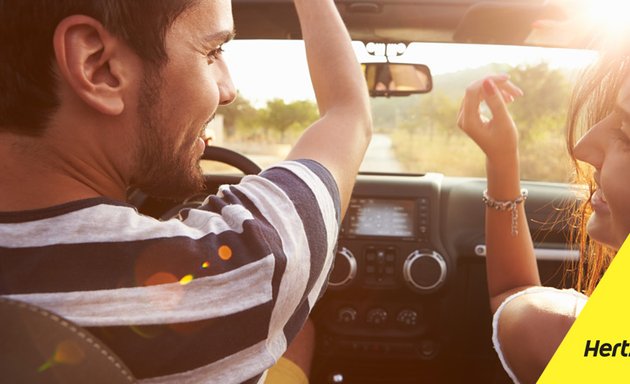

{"left": 207, "top": 40, "right": 597, "bottom": 182}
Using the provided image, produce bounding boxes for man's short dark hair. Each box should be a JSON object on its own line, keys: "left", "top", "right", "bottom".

{"left": 0, "top": 0, "right": 195, "bottom": 136}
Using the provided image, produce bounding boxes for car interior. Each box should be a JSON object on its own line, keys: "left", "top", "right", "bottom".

{"left": 2, "top": 0, "right": 596, "bottom": 383}
{"left": 144, "top": 1, "right": 587, "bottom": 383}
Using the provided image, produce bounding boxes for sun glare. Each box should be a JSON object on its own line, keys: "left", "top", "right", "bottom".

{"left": 225, "top": 40, "right": 596, "bottom": 104}
{"left": 587, "top": 0, "right": 630, "bottom": 30}
{"left": 581, "top": 0, "right": 630, "bottom": 48}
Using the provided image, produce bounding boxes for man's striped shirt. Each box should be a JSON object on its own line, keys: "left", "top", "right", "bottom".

{"left": 0, "top": 159, "right": 340, "bottom": 383}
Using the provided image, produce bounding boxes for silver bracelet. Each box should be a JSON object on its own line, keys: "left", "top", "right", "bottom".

{"left": 482, "top": 189, "right": 528, "bottom": 236}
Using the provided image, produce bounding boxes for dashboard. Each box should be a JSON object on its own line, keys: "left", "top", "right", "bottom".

{"left": 310, "top": 173, "right": 579, "bottom": 384}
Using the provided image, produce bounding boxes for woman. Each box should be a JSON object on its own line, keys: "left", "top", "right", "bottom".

{"left": 457, "top": 51, "right": 630, "bottom": 383}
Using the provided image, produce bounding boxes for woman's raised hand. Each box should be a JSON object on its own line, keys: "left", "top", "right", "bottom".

{"left": 457, "top": 75, "right": 524, "bottom": 163}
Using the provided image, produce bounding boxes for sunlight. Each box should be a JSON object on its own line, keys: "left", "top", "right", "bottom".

{"left": 542, "top": 0, "right": 630, "bottom": 50}
{"left": 398, "top": 43, "right": 596, "bottom": 76}
{"left": 225, "top": 41, "right": 596, "bottom": 104}
{"left": 586, "top": 0, "right": 630, "bottom": 36}
{"left": 590, "top": 0, "right": 630, "bottom": 55}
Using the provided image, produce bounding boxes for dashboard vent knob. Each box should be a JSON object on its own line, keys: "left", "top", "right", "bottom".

{"left": 328, "top": 247, "right": 357, "bottom": 288}
{"left": 403, "top": 250, "right": 447, "bottom": 293}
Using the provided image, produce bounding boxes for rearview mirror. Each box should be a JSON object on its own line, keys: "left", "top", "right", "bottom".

{"left": 363, "top": 63, "right": 433, "bottom": 97}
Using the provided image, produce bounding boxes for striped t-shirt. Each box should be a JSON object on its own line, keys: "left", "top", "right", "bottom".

{"left": 0, "top": 159, "right": 340, "bottom": 384}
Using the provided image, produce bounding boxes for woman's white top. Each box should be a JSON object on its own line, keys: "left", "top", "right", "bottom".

{"left": 491, "top": 286, "right": 588, "bottom": 383}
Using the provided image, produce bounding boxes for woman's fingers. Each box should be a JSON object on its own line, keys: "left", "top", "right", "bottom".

{"left": 458, "top": 77, "right": 491, "bottom": 145}
{"left": 458, "top": 75, "right": 522, "bottom": 130}
{"left": 502, "top": 90, "right": 514, "bottom": 104}
{"left": 481, "top": 78, "right": 514, "bottom": 127}
{"left": 458, "top": 80, "right": 483, "bottom": 132}
{"left": 457, "top": 76, "right": 523, "bottom": 157}
{"left": 496, "top": 79, "right": 524, "bottom": 99}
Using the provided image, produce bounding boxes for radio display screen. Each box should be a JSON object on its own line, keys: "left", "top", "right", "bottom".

{"left": 346, "top": 198, "right": 416, "bottom": 237}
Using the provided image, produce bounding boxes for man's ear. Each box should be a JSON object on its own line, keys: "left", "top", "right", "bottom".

{"left": 53, "top": 15, "right": 135, "bottom": 116}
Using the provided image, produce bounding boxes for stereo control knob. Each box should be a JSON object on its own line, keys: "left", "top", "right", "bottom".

{"left": 366, "top": 308, "right": 388, "bottom": 326}
{"left": 328, "top": 247, "right": 357, "bottom": 288}
{"left": 403, "top": 250, "right": 447, "bottom": 293}
{"left": 337, "top": 307, "right": 358, "bottom": 324}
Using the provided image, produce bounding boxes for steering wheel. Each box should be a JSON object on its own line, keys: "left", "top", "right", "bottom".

{"left": 160, "top": 145, "right": 262, "bottom": 219}
{"left": 129, "top": 145, "right": 262, "bottom": 218}
{"left": 202, "top": 145, "right": 261, "bottom": 175}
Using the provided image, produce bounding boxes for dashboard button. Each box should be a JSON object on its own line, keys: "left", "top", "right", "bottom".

{"left": 396, "top": 309, "right": 419, "bottom": 327}
{"left": 337, "top": 307, "right": 358, "bottom": 324}
{"left": 366, "top": 308, "right": 388, "bottom": 326}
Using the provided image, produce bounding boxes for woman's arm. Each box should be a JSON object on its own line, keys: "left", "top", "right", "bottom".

{"left": 496, "top": 288, "right": 584, "bottom": 383}
{"left": 457, "top": 75, "right": 540, "bottom": 311}
{"left": 457, "top": 76, "right": 586, "bottom": 383}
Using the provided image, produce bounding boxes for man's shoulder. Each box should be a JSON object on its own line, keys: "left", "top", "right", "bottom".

{"left": 261, "top": 159, "right": 338, "bottom": 192}
{"left": 257, "top": 159, "right": 341, "bottom": 218}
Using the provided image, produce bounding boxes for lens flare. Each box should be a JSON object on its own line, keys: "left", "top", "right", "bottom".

{"left": 144, "top": 272, "right": 178, "bottom": 286}
{"left": 179, "top": 274, "right": 194, "bottom": 285}
{"left": 38, "top": 340, "right": 85, "bottom": 372}
{"left": 218, "top": 245, "right": 233, "bottom": 260}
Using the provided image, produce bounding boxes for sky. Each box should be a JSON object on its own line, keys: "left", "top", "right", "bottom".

{"left": 222, "top": 40, "right": 598, "bottom": 107}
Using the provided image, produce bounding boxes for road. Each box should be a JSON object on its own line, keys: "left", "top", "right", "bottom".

{"left": 359, "top": 133, "right": 404, "bottom": 173}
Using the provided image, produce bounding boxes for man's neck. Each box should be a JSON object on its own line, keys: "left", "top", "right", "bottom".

{"left": 0, "top": 132, "right": 128, "bottom": 212}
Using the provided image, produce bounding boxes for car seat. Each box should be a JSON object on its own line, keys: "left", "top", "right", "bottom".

{"left": 0, "top": 297, "right": 135, "bottom": 383}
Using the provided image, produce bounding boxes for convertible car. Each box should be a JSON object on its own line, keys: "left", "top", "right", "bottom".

{"left": 3, "top": 0, "right": 606, "bottom": 383}
{"left": 142, "top": 1, "right": 600, "bottom": 383}
{"left": 161, "top": 0, "right": 601, "bottom": 383}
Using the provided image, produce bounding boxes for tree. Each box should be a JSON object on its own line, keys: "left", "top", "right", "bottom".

{"left": 216, "top": 95, "right": 258, "bottom": 138}
{"left": 507, "top": 63, "right": 571, "bottom": 144}
{"left": 388, "top": 63, "right": 575, "bottom": 181}
{"left": 419, "top": 91, "right": 459, "bottom": 140}
{"left": 506, "top": 63, "right": 573, "bottom": 181}
{"left": 263, "top": 99, "right": 318, "bottom": 142}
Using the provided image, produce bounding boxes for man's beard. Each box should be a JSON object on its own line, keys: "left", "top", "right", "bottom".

{"left": 130, "top": 67, "right": 205, "bottom": 200}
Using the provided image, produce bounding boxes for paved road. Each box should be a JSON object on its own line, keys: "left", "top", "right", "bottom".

{"left": 359, "top": 133, "right": 404, "bottom": 173}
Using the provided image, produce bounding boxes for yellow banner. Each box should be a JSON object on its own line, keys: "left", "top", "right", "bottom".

{"left": 539, "top": 235, "right": 630, "bottom": 383}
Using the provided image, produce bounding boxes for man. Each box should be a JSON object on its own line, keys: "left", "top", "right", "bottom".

{"left": 0, "top": 0, "right": 371, "bottom": 383}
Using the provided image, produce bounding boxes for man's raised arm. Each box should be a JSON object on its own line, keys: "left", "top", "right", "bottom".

{"left": 286, "top": 0, "right": 372, "bottom": 216}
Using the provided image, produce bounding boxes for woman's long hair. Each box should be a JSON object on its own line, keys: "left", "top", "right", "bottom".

{"left": 565, "top": 49, "right": 630, "bottom": 295}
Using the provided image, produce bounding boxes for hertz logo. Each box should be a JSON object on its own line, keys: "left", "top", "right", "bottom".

{"left": 584, "top": 340, "right": 630, "bottom": 357}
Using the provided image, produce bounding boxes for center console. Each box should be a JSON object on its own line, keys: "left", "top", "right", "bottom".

{"left": 312, "top": 174, "right": 451, "bottom": 373}
{"left": 330, "top": 196, "right": 446, "bottom": 293}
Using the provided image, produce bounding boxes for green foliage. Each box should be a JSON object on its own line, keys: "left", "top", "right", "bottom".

{"left": 389, "top": 63, "right": 575, "bottom": 182}
{"left": 506, "top": 63, "right": 571, "bottom": 148}
{"left": 217, "top": 96, "right": 318, "bottom": 143}
{"left": 391, "top": 130, "right": 486, "bottom": 177}
{"left": 216, "top": 95, "right": 258, "bottom": 138}
{"left": 507, "top": 63, "right": 570, "bottom": 130}
{"left": 395, "top": 92, "right": 459, "bottom": 140}
{"left": 507, "top": 63, "right": 573, "bottom": 181}
{"left": 219, "top": 63, "right": 575, "bottom": 182}
{"left": 263, "top": 99, "right": 319, "bottom": 142}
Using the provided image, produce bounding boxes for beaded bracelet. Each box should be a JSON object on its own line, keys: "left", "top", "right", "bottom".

{"left": 482, "top": 189, "right": 528, "bottom": 236}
